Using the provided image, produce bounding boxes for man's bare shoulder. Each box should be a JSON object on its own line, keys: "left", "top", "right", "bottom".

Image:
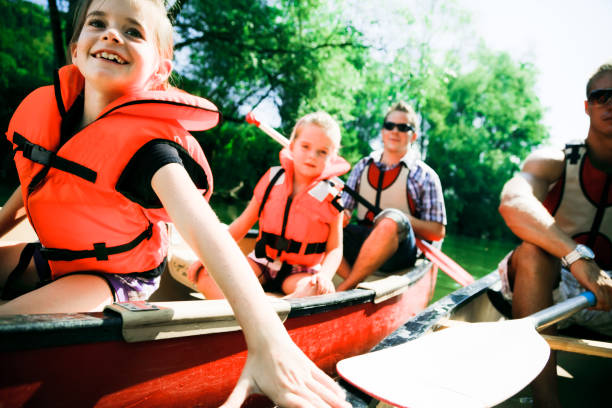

{"left": 521, "top": 147, "right": 565, "bottom": 183}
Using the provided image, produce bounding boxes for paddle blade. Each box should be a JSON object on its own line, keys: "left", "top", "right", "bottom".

{"left": 416, "top": 239, "right": 475, "bottom": 287}
{"left": 337, "top": 320, "right": 550, "bottom": 407}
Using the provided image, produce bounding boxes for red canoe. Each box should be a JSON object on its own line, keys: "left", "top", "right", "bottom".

{"left": 0, "top": 231, "right": 437, "bottom": 408}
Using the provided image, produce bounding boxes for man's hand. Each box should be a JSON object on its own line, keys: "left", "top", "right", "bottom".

{"left": 570, "top": 260, "right": 612, "bottom": 311}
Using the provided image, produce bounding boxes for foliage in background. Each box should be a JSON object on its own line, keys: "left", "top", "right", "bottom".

{"left": 426, "top": 51, "right": 548, "bottom": 239}
{"left": 1, "top": 0, "right": 549, "bottom": 240}
{"left": 172, "top": 0, "right": 368, "bottom": 195}
{"left": 0, "top": 0, "right": 55, "bottom": 186}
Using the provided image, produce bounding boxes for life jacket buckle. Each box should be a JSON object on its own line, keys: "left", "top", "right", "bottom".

{"left": 93, "top": 242, "right": 109, "bottom": 261}
{"left": 31, "top": 145, "right": 54, "bottom": 165}
{"left": 145, "top": 223, "right": 154, "bottom": 239}
{"left": 272, "top": 236, "right": 290, "bottom": 252}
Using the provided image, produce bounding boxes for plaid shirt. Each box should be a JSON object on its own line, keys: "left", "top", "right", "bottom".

{"left": 342, "top": 149, "right": 446, "bottom": 224}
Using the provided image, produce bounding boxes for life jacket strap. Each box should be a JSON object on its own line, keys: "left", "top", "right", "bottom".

{"left": 13, "top": 132, "right": 97, "bottom": 183}
{"left": 40, "top": 223, "right": 154, "bottom": 261}
{"left": 255, "top": 231, "right": 326, "bottom": 258}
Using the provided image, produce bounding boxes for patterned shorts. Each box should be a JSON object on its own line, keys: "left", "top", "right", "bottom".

{"left": 247, "top": 251, "right": 319, "bottom": 282}
{"left": 498, "top": 251, "right": 612, "bottom": 336}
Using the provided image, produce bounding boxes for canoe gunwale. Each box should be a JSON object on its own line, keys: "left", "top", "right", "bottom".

{"left": 0, "top": 258, "right": 433, "bottom": 352}
{"left": 287, "top": 258, "right": 431, "bottom": 318}
{"left": 371, "top": 270, "right": 500, "bottom": 352}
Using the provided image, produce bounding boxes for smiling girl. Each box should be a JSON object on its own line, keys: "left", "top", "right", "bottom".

{"left": 0, "top": 0, "right": 349, "bottom": 406}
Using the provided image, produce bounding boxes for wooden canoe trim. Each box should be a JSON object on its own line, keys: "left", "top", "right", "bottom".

{"left": 357, "top": 275, "right": 411, "bottom": 304}
{"left": 542, "top": 334, "right": 612, "bottom": 359}
{"left": 105, "top": 298, "right": 291, "bottom": 342}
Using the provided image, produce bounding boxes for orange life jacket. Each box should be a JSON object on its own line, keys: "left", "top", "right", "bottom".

{"left": 543, "top": 143, "right": 612, "bottom": 269}
{"left": 254, "top": 148, "right": 350, "bottom": 267}
{"left": 5, "top": 65, "right": 220, "bottom": 279}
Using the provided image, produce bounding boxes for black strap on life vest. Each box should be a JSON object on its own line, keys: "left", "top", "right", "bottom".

{"left": 587, "top": 174, "right": 611, "bottom": 248}
{"left": 254, "top": 167, "right": 326, "bottom": 261}
{"left": 565, "top": 144, "right": 582, "bottom": 165}
{"left": 255, "top": 231, "right": 327, "bottom": 258}
{"left": 40, "top": 223, "right": 154, "bottom": 261}
{"left": 13, "top": 132, "right": 97, "bottom": 184}
{"left": 258, "top": 168, "right": 285, "bottom": 217}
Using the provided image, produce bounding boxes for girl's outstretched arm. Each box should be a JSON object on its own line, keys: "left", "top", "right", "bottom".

{"left": 152, "top": 163, "right": 349, "bottom": 408}
{"left": 319, "top": 212, "right": 343, "bottom": 281}
{"left": 227, "top": 197, "right": 259, "bottom": 242}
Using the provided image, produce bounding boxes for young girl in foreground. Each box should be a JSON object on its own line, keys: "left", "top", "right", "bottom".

{"left": 0, "top": 0, "right": 348, "bottom": 406}
{"left": 191, "top": 112, "right": 350, "bottom": 299}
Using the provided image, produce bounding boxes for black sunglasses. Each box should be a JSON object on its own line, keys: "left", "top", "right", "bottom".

{"left": 383, "top": 121, "right": 414, "bottom": 133}
{"left": 588, "top": 88, "right": 612, "bottom": 105}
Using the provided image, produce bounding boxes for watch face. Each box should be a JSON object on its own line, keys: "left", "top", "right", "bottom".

{"left": 576, "top": 244, "right": 595, "bottom": 260}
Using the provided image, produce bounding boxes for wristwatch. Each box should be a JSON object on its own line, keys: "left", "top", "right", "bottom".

{"left": 560, "top": 244, "right": 595, "bottom": 268}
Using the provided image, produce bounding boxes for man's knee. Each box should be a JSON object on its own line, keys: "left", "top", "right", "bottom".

{"left": 371, "top": 218, "right": 401, "bottom": 243}
{"left": 510, "top": 242, "right": 560, "bottom": 287}
{"left": 373, "top": 209, "right": 409, "bottom": 239}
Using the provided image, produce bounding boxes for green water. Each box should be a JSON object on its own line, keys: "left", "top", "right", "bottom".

{"left": 210, "top": 198, "right": 516, "bottom": 303}
{"left": 430, "top": 235, "right": 515, "bottom": 302}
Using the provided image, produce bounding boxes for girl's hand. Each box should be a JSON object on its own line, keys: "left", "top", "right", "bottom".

{"left": 221, "top": 335, "right": 350, "bottom": 408}
{"left": 312, "top": 274, "right": 335, "bottom": 295}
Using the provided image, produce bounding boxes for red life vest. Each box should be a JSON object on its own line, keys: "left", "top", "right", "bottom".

{"left": 254, "top": 148, "right": 350, "bottom": 267}
{"left": 543, "top": 143, "right": 612, "bottom": 269}
{"left": 5, "top": 65, "right": 220, "bottom": 279}
{"left": 356, "top": 152, "right": 416, "bottom": 224}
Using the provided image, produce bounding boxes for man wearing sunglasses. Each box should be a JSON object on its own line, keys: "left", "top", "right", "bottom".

{"left": 336, "top": 101, "right": 446, "bottom": 291}
{"left": 498, "top": 63, "right": 612, "bottom": 407}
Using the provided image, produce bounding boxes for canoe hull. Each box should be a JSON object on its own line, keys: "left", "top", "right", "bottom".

{"left": 1, "top": 263, "right": 436, "bottom": 407}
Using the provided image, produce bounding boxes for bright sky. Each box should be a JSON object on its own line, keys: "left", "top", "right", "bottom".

{"left": 459, "top": 0, "right": 612, "bottom": 147}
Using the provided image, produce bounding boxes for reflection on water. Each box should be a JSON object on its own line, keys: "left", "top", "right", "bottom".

{"left": 211, "top": 199, "right": 517, "bottom": 303}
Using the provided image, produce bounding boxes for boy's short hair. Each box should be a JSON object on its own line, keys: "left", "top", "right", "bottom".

{"left": 586, "top": 62, "right": 612, "bottom": 97}
{"left": 384, "top": 101, "right": 419, "bottom": 129}
{"left": 290, "top": 112, "right": 341, "bottom": 150}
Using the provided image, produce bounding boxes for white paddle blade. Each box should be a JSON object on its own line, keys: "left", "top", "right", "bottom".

{"left": 337, "top": 319, "right": 550, "bottom": 408}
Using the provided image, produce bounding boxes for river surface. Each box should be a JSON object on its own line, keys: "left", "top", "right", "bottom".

{"left": 430, "top": 234, "right": 515, "bottom": 301}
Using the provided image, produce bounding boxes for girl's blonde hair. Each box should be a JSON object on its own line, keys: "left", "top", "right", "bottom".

{"left": 289, "top": 112, "right": 342, "bottom": 150}
{"left": 69, "top": 0, "right": 174, "bottom": 88}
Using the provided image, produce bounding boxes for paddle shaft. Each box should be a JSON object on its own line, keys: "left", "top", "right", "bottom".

{"left": 531, "top": 291, "right": 596, "bottom": 331}
{"left": 246, "top": 113, "right": 475, "bottom": 286}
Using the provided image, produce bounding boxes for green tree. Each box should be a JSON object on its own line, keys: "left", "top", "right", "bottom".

{"left": 0, "top": 0, "right": 55, "bottom": 186}
{"left": 426, "top": 51, "right": 548, "bottom": 239}
{"left": 173, "top": 0, "right": 367, "bottom": 196}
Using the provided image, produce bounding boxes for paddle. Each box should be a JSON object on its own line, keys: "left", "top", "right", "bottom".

{"left": 245, "top": 112, "right": 474, "bottom": 287}
{"left": 336, "top": 291, "right": 596, "bottom": 408}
